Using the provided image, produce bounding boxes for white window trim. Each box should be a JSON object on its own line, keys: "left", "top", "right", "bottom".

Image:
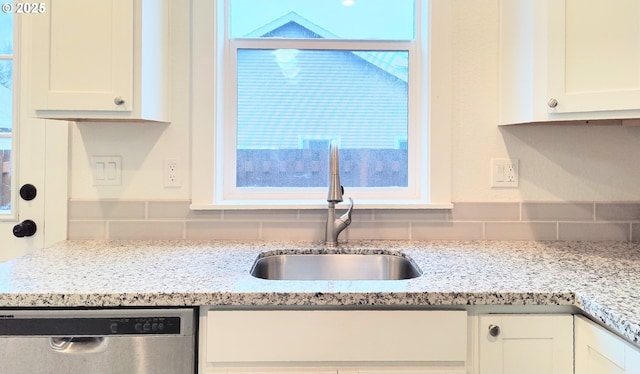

{"left": 191, "top": 0, "right": 452, "bottom": 210}
{"left": 0, "top": 17, "right": 17, "bottom": 220}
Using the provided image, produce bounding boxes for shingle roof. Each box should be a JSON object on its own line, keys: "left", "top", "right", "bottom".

{"left": 240, "top": 11, "right": 409, "bottom": 82}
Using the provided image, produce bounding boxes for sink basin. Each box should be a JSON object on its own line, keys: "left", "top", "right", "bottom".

{"left": 250, "top": 253, "right": 422, "bottom": 280}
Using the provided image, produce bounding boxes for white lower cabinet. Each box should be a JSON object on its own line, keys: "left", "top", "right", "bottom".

{"left": 575, "top": 315, "right": 640, "bottom": 374}
{"left": 478, "top": 314, "right": 573, "bottom": 374}
{"left": 207, "top": 369, "right": 335, "bottom": 374}
{"left": 201, "top": 310, "right": 468, "bottom": 374}
{"left": 341, "top": 369, "right": 466, "bottom": 374}
{"left": 208, "top": 369, "right": 465, "bottom": 374}
{"left": 202, "top": 309, "right": 640, "bottom": 374}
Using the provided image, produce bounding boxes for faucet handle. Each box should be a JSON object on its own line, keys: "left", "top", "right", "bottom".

{"left": 339, "top": 197, "right": 354, "bottom": 224}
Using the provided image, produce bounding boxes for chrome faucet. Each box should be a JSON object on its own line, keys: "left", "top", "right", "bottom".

{"left": 325, "top": 140, "right": 353, "bottom": 247}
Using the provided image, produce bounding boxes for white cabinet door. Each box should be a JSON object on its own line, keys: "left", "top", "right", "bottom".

{"left": 630, "top": 348, "right": 640, "bottom": 373}
{"left": 31, "top": 0, "right": 170, "bottom": 122}
{"left": 575, "top": 315, "right": 640, "bottom": 374}
{"left": 498, "top": 0, "right": 548, "bottom": 125}
{"left": 32, "top": 0, "right": 133, "bottom": 112}
{"left": 207, "top": 369, "right": 335, "bottom": 374}
{"left": 342, "top": 369, "right": 466, "bottom": 374}
{"left": 478, "top": 314, "right": 573, "bottom": 374}
{"left": 203, "top": 310, "right": 468, "bottom": 374}
{"left": 499, "top": 0, "right": 640, "bottom": 125}
{"left": 547, "top": 0, "right": 640, "bottom": 114}
{"left": 210, "top": 367, "right": 465, "bottom": 374}
{"left": 207, "top": 310, "right": 467, "bottom": 363}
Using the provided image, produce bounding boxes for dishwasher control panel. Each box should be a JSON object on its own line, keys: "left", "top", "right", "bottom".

{"left": 0, "top": 316, "right": 182, "bottom": 336}
{"left": 109, "top": 316, "right": 181, "bottom": 335}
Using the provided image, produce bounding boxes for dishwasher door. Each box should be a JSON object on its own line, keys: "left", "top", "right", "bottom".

{"left": 0, "top": 308, "right": 195, "bottom": 374}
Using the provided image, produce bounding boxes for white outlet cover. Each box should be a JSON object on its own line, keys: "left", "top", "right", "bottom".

{"left": 164, "top": 159, "right": 182, "bottom": 187}
{"left": 491, "top": 158, "right": 518, "bottom": 188}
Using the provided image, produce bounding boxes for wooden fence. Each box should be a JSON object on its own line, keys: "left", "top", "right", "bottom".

{"left": 0, "top": 150, "right": 10, "bottom": 210}
{"left": 236, "top": 149, "right": 408, "bottom": 188}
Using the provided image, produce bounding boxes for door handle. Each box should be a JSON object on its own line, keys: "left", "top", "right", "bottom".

{"left": 19, "top": 184, "right": 37, "bottom": 201}
{"left": 13, "top": 219, "right": 37, "bottom": 238}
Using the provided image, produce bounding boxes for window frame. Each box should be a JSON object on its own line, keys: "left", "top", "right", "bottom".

{"left": 0, "top": 8, "right": 16, "bottom": 219}
{"left": 191, "top": 0, "right": 452, "bottom": 209}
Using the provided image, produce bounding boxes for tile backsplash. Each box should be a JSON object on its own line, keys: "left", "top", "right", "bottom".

{"left": 67, "top": 200, "right": 640, "bottom": 241}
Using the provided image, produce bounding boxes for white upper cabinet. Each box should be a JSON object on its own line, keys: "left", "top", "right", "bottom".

{"left": 499, "top": 0, "right": 640, "bottom": 125}
{"left": 31, "top": 0, "right": 170, "bottom": 122}
{"left": 547, "top": 0, "right": 640, "bottom": 114}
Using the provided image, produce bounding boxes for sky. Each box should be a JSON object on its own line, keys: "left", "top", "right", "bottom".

{"left": 0, "top": 1, "right": 12, "bottom": 132}
{"left": 230, "top": 0, "right": 415, "bottom": 40}
{"left": 0, "top": 1, "right": 13, "bottom": 55}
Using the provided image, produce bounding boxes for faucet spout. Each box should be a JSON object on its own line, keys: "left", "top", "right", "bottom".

{"left": 325, "top": 141, "right": 353, "bottom": 247}
{"left": 327, "top": 140, "right": 343, "bottom": 203}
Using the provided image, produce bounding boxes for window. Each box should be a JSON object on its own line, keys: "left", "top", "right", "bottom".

{"left": 0, "top": 1, "right": 14, "bottom": 216}
{"left": 191, "top": 0, "right": 452, "bottom": 208}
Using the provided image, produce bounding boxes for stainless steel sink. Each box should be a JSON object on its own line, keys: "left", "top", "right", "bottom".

{"left": 250, "top": 253, "right": 422, "bottom": 280}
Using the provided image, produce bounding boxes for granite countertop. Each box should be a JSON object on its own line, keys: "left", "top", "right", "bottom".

{"left": 0, "top": 240, "right": 638, "bottom": 346}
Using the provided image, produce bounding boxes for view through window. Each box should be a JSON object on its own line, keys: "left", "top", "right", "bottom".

{"left": 227, "top": 0, "right": 416, "bottom": 191}
{"left": 0, "top": 1, "right": 13, "bottom": 215}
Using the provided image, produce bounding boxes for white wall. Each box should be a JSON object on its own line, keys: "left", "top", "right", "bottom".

{"left": 68, "top": 0, "right": 640, "bottom": 203}
{"left": 448, "top": 1, "right": 640, "bottom": 202}
{"left": 69, "top": 0, "right": 191, "bottom": 200}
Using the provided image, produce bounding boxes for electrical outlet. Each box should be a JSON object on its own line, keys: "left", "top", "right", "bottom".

{"left": 164, "top": 159, "right": 182, "bottom": 187}
{"left": 491, "top": 158, "right": 519, "bottom": 187}
{"left": 505, "top": 163, "right": 517, "bottom": 183}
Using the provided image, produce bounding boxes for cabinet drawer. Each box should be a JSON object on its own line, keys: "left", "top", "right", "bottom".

{"left": 207, "top": 310, "right": 467, "bottom": 363}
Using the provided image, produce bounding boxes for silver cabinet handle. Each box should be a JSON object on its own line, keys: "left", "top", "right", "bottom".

{"left": 114, "top": 97, "right": 125, "bottom": 105}
{"left": 547, "top": 98, "right": 558, "bottom": 108}
{"left": 488, "top": 324, "right": 500, "bottom": 337}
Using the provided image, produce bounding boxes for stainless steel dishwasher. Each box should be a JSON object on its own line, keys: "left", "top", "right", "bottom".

{"left": 0, "top": 308, "right": 195, "bottom": 374}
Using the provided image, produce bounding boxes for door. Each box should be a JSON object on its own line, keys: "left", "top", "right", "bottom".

{"left": 575, "top": 315, "right": 640, "bottom": 374}
{"left": 32, "top": 0, "right": 133, "bottom": 112}
{"left": 479, "top": 314, "right": 573, "bottom": 374}
{"left": 0, "top": 336, "right": 194, "bottom": 374}
{"left": 547, "top": 0, "right": 640, "bottom": 113}
{"left": 0, "top": 4, "right": 66, "bottom": 261}
{"left": 0, "top": 309, "right": 195, "bottom": 374}
{"left": 208, "top": 369, "right": 335, "bottom": 374}
{"left": 0, "top": 337, "right": 49, "bottom": 373}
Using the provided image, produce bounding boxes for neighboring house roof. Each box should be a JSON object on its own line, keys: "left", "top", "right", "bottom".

{"left": 236, "top": 11, "right": 408, "bottom": 152}
{"left": 242, "top": 11, "right": 408, "bottom": 83}
{"left": 245, "top": 11, "right": 338, "bottom": 39}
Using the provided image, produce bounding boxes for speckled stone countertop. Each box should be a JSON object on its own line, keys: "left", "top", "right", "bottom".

{"left": 0, "top": 240, "right": 638, "bottom": 346}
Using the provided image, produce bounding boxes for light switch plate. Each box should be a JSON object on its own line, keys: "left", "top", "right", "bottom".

{"left": 92, "top": 156, "right": 122, "bottom": 186}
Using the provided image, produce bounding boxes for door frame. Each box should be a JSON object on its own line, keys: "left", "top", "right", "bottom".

{"left": 0, "top": 11, "right": 68, "bottom": 262}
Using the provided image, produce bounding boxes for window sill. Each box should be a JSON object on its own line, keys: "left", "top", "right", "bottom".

{"left": 190, "top": 200, "right": 453, "bottom": 210}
